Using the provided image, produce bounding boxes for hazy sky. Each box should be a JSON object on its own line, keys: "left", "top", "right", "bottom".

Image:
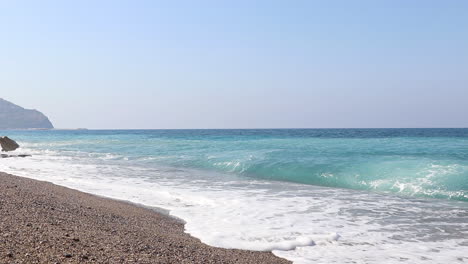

{"left": 1, "top": 0, "right": 467, "bottom": 129}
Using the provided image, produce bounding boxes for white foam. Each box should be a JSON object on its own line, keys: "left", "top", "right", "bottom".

{"left": 1, "top": 147, "right": 468, "bottom": 263}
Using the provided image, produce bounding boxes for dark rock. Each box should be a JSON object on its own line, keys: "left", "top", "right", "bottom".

{"left": 0, "top": 136, "right": 19, "bottom": 152}
{"left": 0, "top": 154, "right": 32, "bottom": 158}
{"left": 64, "top": 253, "right": 72, "bottom": 258}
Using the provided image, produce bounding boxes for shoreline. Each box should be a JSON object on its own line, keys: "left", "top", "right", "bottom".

{"left": 0, "top": 172, "right": 290, "bottom": 263}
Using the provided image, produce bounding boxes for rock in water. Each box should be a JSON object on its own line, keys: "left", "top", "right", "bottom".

{"left": 0, "top": 98, "right": 53, "bottom": 129}
{"left": 1, "top": 154, "right": 31, "bottom": 158}
{"left": 0, "top": 136, "right": 20, "bottom": 152}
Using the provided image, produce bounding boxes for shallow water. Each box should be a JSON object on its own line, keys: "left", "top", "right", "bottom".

{"left": 1, "top": 129, "right": 467, "bottom": 263}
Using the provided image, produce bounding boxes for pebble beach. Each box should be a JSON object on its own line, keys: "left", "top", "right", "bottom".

{"left": 0, "top": 172, "right": 289, "bottom": 264}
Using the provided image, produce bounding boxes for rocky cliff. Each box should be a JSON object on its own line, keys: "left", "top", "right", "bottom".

{"left": 0, "top": 98, "right": 54, "bottom": 129}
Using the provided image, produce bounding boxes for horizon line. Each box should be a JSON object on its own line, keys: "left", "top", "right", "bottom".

{"left": 3, "top": 127, "right": 467, "bottom": 131}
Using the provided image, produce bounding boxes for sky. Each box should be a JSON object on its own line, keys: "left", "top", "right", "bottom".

{"left": 1, "top": 0, "right": 467, "bottom": 129}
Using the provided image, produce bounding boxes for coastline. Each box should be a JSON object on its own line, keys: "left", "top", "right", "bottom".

{"left": 0, "top": 172, "right": 290, "bottom": 264}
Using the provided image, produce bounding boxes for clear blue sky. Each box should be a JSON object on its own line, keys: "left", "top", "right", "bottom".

{"left": 1, "top": 0, "right": 467, "bottom": 129}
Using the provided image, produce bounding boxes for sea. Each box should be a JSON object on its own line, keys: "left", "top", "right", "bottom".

{"left": 1, "top": 129, "right": 467, "bottom": 263}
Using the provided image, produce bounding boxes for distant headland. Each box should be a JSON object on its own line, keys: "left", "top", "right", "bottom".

{"left": 0, "top": 98, "right": 54, "bottom": 129}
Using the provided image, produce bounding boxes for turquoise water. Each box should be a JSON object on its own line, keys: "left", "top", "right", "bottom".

{"left": 1, "top": 129, "right": 468, "bottom": 263}
{"left": 3, "top": 129, "right": 468, "bottom": 201}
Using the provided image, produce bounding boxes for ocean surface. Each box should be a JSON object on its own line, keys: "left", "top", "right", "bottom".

{"left": 1, "top": 129, "right": 467, "bottom": 263}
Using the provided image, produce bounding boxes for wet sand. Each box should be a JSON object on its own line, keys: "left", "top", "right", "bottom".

{"left": 0, "top": 172, "right": 290, "bottom": 264}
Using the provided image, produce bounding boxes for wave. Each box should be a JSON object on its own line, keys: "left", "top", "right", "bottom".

{"left": 15, "top": 137, "right": 468, "bottom": 202}
{"left": 150, "top": 154, "right": 468, "bottom": 201}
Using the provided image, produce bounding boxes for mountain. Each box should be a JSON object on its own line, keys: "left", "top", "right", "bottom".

{"left": 0, "top": 98, "right": 54, "bottom": 129}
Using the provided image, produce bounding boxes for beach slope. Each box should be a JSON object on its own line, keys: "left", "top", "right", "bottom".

{"left": 0, "top": 172, "right": 289, "bottom": 264}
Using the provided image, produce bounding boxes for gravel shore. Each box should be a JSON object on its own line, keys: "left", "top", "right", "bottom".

{"left": 0, "top": 172, "right": 290, "bottom": 264}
